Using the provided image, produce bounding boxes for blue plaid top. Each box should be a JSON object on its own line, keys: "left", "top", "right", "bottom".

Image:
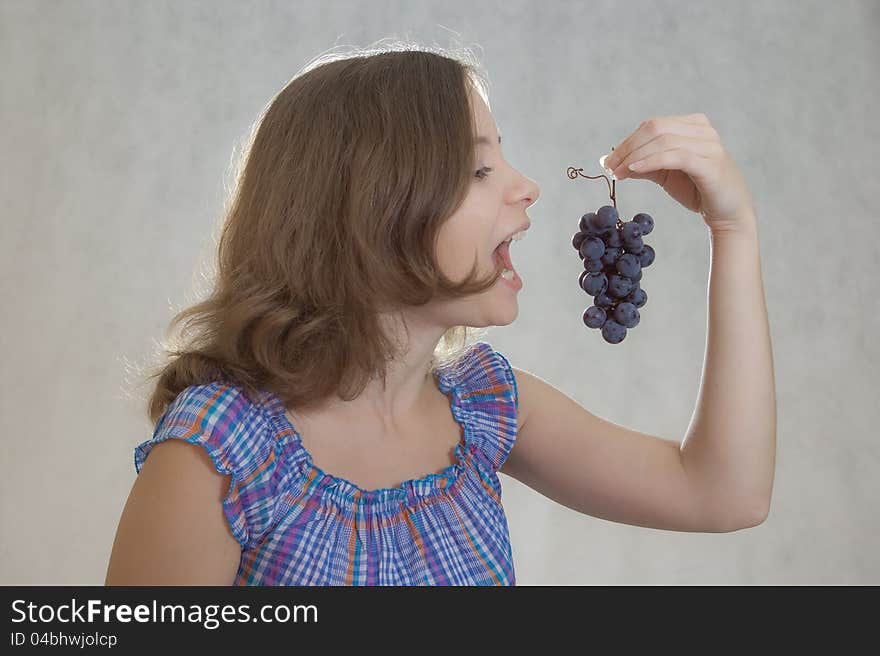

{"left": 134, "top": 340, "right": 519, "bottom": 585}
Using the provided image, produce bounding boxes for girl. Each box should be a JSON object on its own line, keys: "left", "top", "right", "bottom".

{"left": 105, "top": 45, "right": 775, "bottom": 585}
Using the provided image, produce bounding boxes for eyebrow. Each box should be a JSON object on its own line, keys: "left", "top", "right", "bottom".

{"left": 475, "top": 133, "right": 502, "bottom": 146}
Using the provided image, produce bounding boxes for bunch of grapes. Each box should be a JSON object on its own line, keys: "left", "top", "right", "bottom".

{"left": 572, "top": 204, "right": 655, "bottom": 344}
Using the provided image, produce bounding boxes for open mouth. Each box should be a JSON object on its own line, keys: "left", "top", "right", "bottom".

{"left": 494, "top": 240, "right": 517, "bottom": 281}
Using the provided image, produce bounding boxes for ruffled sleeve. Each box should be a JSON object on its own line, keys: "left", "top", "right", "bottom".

{"left": 439, "top": 341, "right": 519, "bottom": 473}
{"left": 133, "top": 382, "right": 280, "bottom": 551}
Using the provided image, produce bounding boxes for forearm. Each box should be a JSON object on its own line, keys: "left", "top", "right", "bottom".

{"left": 680, "top": 210, "right": 777, "bottom": 529}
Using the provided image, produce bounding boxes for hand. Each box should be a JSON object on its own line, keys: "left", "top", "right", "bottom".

{"left": 602, "top": 113, "right": 756, "bottom": 234}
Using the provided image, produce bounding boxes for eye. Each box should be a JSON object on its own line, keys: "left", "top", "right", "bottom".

{"left": 474, "top": 166, "right": 493, "bottom": 180}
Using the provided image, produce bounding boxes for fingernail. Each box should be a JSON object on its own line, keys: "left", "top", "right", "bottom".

{"left": 628, "top": 160, "right": 645, "bottom": 170}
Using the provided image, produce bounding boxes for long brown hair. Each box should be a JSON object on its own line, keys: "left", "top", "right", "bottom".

{"left": 135, "top": 42, "right": 507, "bottom": 425}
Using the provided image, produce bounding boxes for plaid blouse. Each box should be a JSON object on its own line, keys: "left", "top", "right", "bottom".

{"left": 133, "top": 340, "right": 519, "bottom": 585}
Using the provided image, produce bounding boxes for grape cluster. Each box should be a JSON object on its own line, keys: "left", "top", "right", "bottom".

{"left": 572, "top": 205, "right": 655, "bottom": 344}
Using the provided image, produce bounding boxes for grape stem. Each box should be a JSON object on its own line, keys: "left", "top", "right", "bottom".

{"left": 566, "top": 146, "right": 619, "bottom": 210}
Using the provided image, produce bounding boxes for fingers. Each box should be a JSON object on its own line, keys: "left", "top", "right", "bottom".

{"left": 611, "top": 134, "right": 724, "bottom": 180}
{"left": 604, "top": 115, "right": 719, "bottom": 171}
{"left": 668, "top": 112, "right": 711, "bottom": 124}
{"left": 615, "top": 147, "right": 719, "bottom": 192}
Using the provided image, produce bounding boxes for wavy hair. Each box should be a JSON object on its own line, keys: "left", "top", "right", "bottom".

{"left": 137, "top": 42, "right": 506, "bottom": 425}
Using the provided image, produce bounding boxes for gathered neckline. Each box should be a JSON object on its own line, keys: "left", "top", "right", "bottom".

{"left": 259, "top": 353, "right": 478, "bottom": 507}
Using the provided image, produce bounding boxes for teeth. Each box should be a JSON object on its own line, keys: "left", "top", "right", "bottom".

{"left": 511, "top": 230, "right": 525, "bottom": 241}
{"left": 501, "top": 269, "right": 515, "bottom": 280}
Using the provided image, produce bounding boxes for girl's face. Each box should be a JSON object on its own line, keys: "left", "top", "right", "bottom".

{"left": 432, "top": 88, "right": 541, "bottom": 328}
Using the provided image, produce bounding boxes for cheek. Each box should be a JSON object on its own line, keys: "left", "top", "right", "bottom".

{"left": 436, "top": 202, "right": 499, "bottom": 282}
{"left": 436, "top": 232, "right": 473, "bottom": 281}
{"left": 436, "top": 221, "right": 484, "bottom": 280}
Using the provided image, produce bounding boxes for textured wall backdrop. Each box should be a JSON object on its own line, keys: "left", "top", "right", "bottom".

{"left": 1, "top": 0, "right": 877, "bottom": 584}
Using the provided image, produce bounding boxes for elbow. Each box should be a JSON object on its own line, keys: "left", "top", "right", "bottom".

{"left": 747, "top": 498, "right": 771, "bottom": 527}
{"left": 716, "top": 499, "right": 770, "bottom": 532}
{"left": 735, "top": 508, "right": 769, "bottom": 532}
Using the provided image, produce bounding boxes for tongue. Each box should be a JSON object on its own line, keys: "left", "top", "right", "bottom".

{"left": 495, "top": 241, "right": 515, "bottom": 272}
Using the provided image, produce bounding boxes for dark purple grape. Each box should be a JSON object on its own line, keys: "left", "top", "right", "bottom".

{"left": 583, "top": 306, "right": 606, "bottom": 329}
{"left": 593, "top": 205, "right": 619, "bottom": 232}
{"left": 582, "top": 257, "right": 603, "bottom": 273}
{"left": 615, "top": 253, "right": 641, "bottom": 278}
{"left": 601, "top": 246, "right": 623, "bottom": 267}
{"left": 626, "top": 288, "right": 647, "bottom": 308}
{"left": 621, "top": 221, "right": 643, "bottom": 241}
{"left": 607, "top": 274, "right": 635, "bottom": 298}
{"left": 632, "top": 213, "right": 654, "bottom": 236}
{"left": 612, "top": 302, "right": 640, "bottom": 328}
{"left": 581, "top": 272, "right": 608, "bottom": 296}
{"left": 573, "top": 204, "right": 655, "bottom": 342}
{"left": 603, "top": 228, "right": 623, "bottom": 248}
{"left": 601, "top": 319, "right": 626, "bottom": 344}
{"left": 579, "top": 236, "right": 605, "bottom": 260}
{"left": 623, "top": 236, "right": 644, "bottom": 254}
{"left": 594, "top": 291, "right": 614, "bottom": 309}
{"left": 579, "top": 212, "right": 597, "bottom": 233}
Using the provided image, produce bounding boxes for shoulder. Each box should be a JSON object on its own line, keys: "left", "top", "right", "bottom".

{"left": 133, "top": 381, "right": 285, "bottom": 551}
{"left": 503, "top": 365, "right": 548, "bottom": 436}
{"left": 442, "top": 341, "right": 518, "bottom": 408}
{"left": 500, "top": 362, "right": 582, "bottom": 445}
{"left": 155, "top": 381, "right": 260, "bottom": 431}
{"left": 136, "top": 381, "right": 273, "bottom": 477}
{"left": 436, "top": 341, "right": 518, "bottom": 473}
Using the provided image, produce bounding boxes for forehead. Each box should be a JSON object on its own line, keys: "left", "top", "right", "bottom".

{"left": 469, "top": 88, "right": 496, "bottom": 133}
{"left": 471, "top": 108, "right": 500, "bottom": 152}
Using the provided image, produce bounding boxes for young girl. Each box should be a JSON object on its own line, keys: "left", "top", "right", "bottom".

{"left": 105, "top": 45, "right": 775, "bottom": 586}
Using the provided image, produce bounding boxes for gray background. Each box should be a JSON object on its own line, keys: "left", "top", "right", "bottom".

{"left": 1, "top": 0, "right": 877, "bottom": 585}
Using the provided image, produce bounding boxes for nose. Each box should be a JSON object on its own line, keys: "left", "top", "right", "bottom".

{"left": 520, "top": 174, "right": 540, "bottom": 209}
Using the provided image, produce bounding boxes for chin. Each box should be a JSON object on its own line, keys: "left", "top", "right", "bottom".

{"left": 486, "top": 290, "right": 520, "bottom": 325}
{"left": 493, "top": 307, "right": 519, "bottom": 326}
{"left": 428, "top": 280, "right": 520, "bottom": 327}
